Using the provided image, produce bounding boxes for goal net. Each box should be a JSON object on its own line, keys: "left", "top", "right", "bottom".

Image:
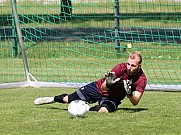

{"left": 0, "top": 0, "right": 180, "bottom": 91}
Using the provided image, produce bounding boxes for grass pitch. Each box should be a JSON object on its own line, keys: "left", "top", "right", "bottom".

{"left": 1, "top": 87, "right": 181, "bottom": 135}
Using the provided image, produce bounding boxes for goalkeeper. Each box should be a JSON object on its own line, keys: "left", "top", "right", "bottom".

{"left": 34, "top": 51, "right": 147, "bottom": 113}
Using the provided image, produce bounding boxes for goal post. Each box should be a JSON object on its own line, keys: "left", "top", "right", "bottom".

{"left": 0, "top": 0, "right": 180, "bottom": 91}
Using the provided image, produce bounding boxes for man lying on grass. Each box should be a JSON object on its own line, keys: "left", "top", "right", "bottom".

{"left": 34, "top": 51, "right": 147, "bottom": 113}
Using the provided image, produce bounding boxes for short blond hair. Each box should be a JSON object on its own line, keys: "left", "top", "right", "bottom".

{"left": 129, "top": 51, "right": 142, "bottom": 64}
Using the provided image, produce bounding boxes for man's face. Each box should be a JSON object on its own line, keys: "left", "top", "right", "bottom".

{"left": 127, "top": 58, "right": 141, "bottom": 76}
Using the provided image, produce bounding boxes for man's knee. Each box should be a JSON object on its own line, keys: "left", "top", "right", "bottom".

{"left": 63, "top": 95, "right": 68, "bottom": 103}
{"left": 98, "top": 107, "right": 109, "bottom": 113}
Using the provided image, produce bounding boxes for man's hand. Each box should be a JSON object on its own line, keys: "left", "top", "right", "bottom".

{"left": 123, "top": 80, "right": 132, "bottom": 96}
{"left": 105, "top": 72, "right": 120, "bottom": 87}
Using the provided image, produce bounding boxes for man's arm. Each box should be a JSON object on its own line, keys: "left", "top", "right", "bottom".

{"left": 101, "top": 72, "right": 120, "bottom": 91}
{"left": 128, "top": 91, "right": 142, "bottom": 106}
{"left": 124, "top": 79, "right": 145, "bottom": 106}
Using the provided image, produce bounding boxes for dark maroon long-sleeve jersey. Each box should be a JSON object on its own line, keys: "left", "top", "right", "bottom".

{"left": 96, "top": 62, "right": 147, "bottom": 101}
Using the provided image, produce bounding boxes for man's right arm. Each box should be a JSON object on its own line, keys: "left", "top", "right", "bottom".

{"left": 101, "top": 72, "right": 120, "bottom": 91}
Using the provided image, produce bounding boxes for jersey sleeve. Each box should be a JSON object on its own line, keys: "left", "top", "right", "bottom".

{"left": 136, "top": 78, "right": 147, "bottom": 94}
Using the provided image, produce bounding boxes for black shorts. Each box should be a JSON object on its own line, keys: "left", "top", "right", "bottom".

{"left": 77, "top": 82, "right": 102, "bottom": 104}
{"left": 77, "top": 82, "right": 121, "bottom": 112}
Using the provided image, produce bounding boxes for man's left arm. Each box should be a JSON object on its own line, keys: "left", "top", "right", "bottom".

{"left": 128, "top": 91, "right": 142, "bottom": 106}
{"left": 124, "top": 79, "right": 146, "bottom": 106}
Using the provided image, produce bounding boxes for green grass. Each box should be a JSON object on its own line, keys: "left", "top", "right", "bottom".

{"left": 0, "top": 87, "right": 181, "bottom": 135}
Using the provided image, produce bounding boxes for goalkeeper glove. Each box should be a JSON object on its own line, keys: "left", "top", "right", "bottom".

{"left": 123, "top": 79, "right": 133, "bottom": 97}
{"left": 105, "top": 72, "right": 120, "bottom": 88}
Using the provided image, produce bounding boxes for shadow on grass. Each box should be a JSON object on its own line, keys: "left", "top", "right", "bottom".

{"left": 117, "top": 107, "right": 148, "bottom": 113}
{"left": 43, "top": 106, "right": 148, "bottom": 113}
{"left": 45, "top": 106, "right": 68, "bottom": 111}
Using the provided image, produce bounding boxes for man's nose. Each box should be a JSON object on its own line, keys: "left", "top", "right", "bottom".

{"left": 128, "top": 65, "right": 132, "bottom": 70}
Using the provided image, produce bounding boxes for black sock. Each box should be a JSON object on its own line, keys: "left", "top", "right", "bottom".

{"left": 54, "top": 94, "right": 68, "bottom": 103}
{"left": 68, "top": 91, "right": 81, "bottom": 103}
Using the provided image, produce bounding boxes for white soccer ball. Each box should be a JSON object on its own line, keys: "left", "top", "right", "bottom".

{"left": 68, "top": 100, "right": 90, "bottom": 117}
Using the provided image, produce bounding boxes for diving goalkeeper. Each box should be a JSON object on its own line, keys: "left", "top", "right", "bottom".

{"left": 34, "top": 51, "right": 147, "bottom": 113}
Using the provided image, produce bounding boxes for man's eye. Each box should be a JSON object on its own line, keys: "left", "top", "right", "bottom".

{"left": 131, "top": 65, "right": 136, "bottom": 67}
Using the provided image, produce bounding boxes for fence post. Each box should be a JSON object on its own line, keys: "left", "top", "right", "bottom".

{"left": 114, "top": 0, "right": 121, "bottom": 54}
{"left": 12, "top": 0, "right": 18, "bottom": 57}
{"left": 60, "top": 0, "right": 72, "bottom": 20}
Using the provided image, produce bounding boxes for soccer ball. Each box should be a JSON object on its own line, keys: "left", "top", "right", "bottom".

{"left": 68, "top": 100, "right": 90, "bottom": 117}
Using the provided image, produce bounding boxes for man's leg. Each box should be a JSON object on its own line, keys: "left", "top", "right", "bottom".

{"left": 34, "top": 82, "right": 100, "bottom": 106}
{"left": 89, "top": 100, "right": 118, "bottom": 113}
{"left": 54, "top": 92, "right": 81, "bottom": 103}
{"left": 34, "top": 92, "right": 80, "bottom": 105}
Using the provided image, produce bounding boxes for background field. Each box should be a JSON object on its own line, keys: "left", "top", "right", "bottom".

{"left": 1, "top": 87, "right": 181, "bottom": 135}
{"left": 0, "top": 1, "right": 181, "bottom": 134}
